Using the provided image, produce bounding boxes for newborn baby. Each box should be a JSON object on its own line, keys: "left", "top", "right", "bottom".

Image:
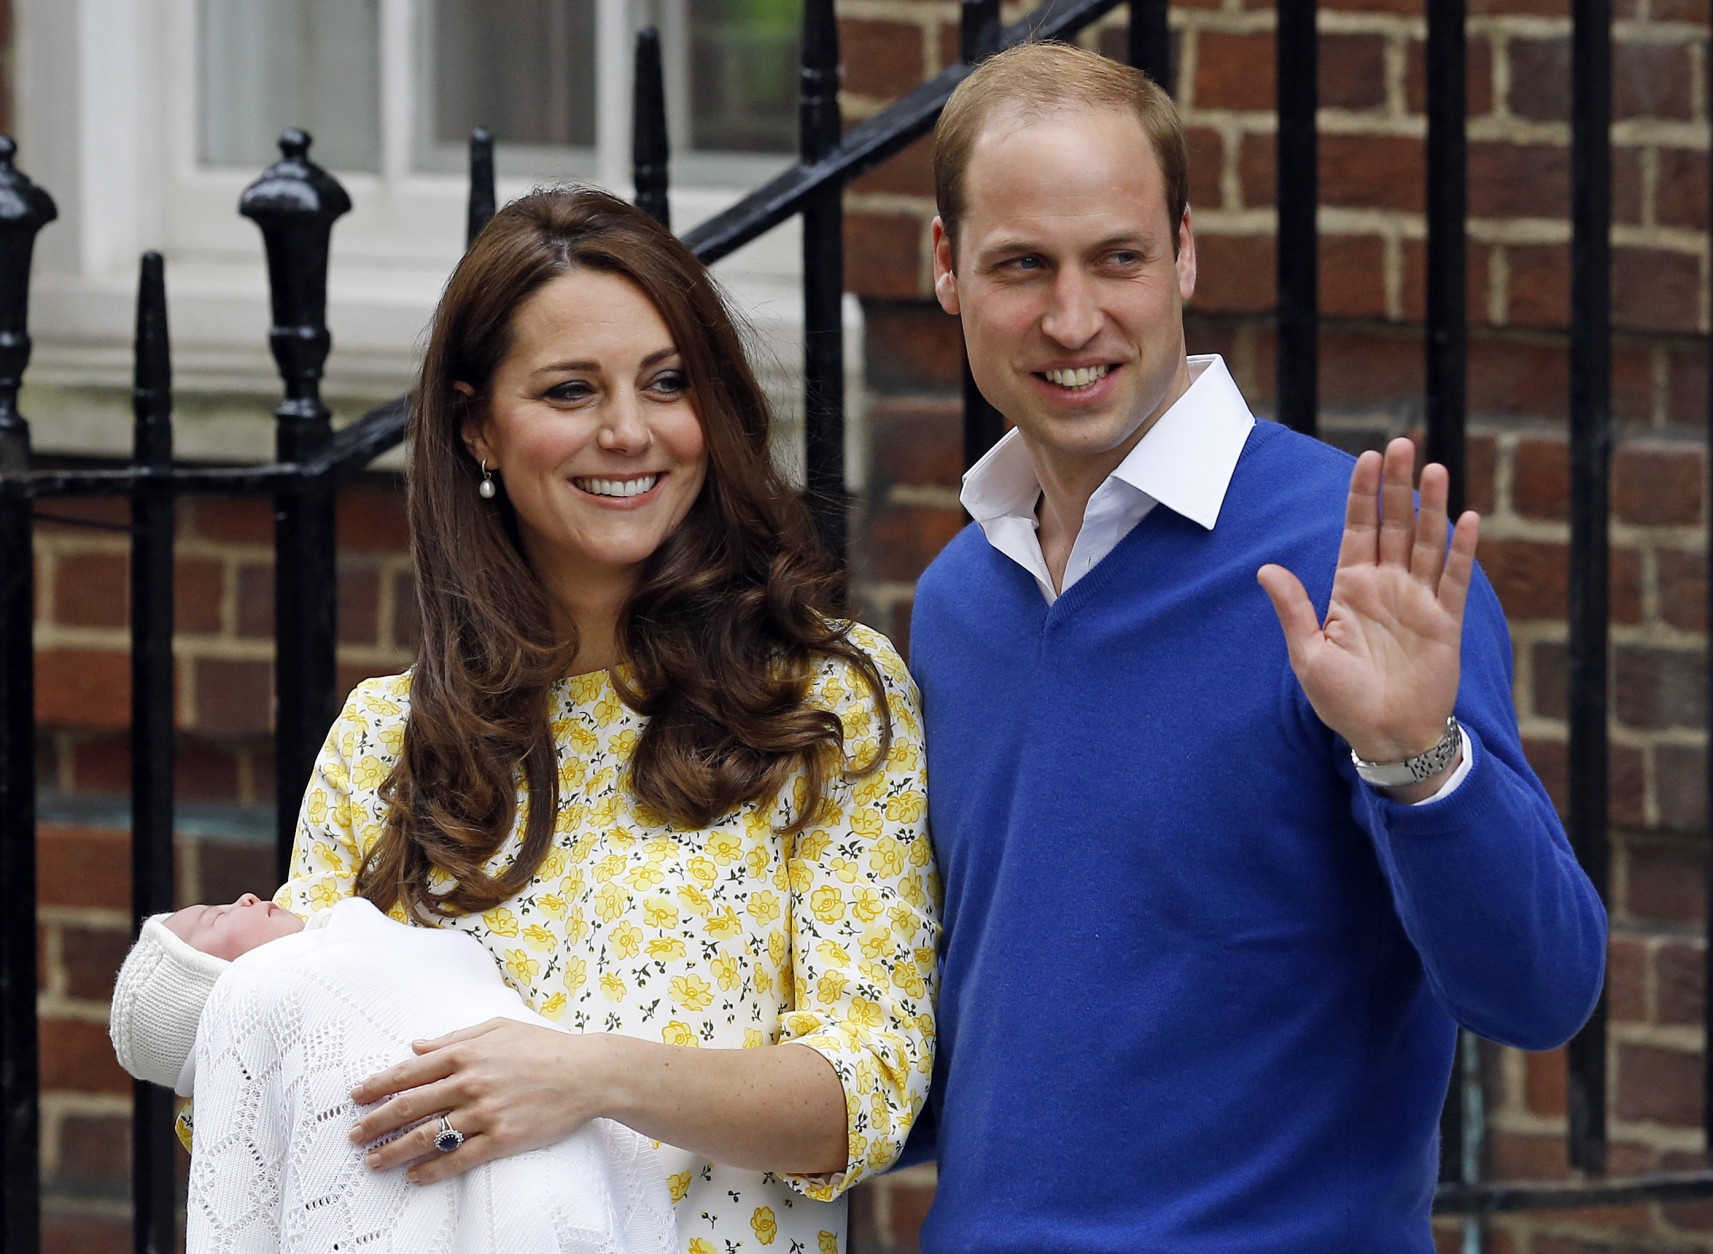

{"left": 110, "top": 894, "right": 677, "bottom": 1254}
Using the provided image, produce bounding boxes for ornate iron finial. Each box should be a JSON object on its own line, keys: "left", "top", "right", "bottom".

{"left": 0, "top": 136, "right": 59, "bottom": 471}
{"left": 632, "top": 28, "right": 670, "bottom": 229}
{"left": 239, "top": 129, "right": 351, "bottom": 441}
{"left": 467, "top": 127, "right": 496, "bottom": 249}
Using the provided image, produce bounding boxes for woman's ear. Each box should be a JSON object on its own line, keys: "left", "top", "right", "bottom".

{"left": 454, "top": 382, "right": 493, "bottom": 466}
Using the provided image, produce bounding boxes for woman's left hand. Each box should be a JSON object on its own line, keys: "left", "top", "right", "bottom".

{"left": 349, "top": 1017, "right": 617, "bottom": 1184}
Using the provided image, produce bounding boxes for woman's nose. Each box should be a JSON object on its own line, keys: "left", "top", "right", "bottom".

{"left": 597, "top": 392, "right": 654, "bottom": 453}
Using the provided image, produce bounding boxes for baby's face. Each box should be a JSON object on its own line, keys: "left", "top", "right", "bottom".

{"left": 164, "top": 894, "right": 304, "bottom": 960}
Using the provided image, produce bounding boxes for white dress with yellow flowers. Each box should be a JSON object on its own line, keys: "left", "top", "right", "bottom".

{"left": 274, "top": 624, "right": 938, "bottom": 1254}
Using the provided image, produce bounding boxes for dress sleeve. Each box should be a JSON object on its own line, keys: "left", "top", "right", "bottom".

{"left": 776, "top": 626, "right": 941, "bottom": 1201}
{"left": 273, "top": 674, "right": 411, "bottom": 920}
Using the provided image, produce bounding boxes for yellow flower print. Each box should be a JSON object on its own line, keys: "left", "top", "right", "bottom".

{"left": 538, "top": 892, "right": 566, "bottom": 914}
{"left": 688, "top": 856, "right": 717, "bottom": 887}
{"left": 783, "top": 1011, "right": 820, "bottom": 1038}
{"left": 595, "top": 882, "right": 628, "bottom": 922}
{"left": 822, "top": 676, "right": 848, "bottom": 706}
{"left": 667, "top": 1171, "right": 692, "bottom": 1203}
{"left": 595, "top": 692, "right": 624, "bottom": 723}
{"left": 852, "top": 889, "right": 885, "bottom": 923}
{"left": 892, "top": 963, "right": 926, "bottom": 999}
{"left": 816, "top": 972, "right": 849, "bottom": 1003}
{"left": 853, "top": 773, "right": 888, "bottom": 809}
{"left": 908, "top": 835, "right": 931, "bottom": 867}
{"left": 867, "top": 1139, "right": 894, "bottom": 1171}
{"left": 564, "top": 904, "right": 589, "bottom": 942}
{"left": 632, "top": 802, "right": 667, "bottom": 828}
{"left": 540, "top": 848, "right": 568, "bottom": 879}
{"left": 644, "top": 837, "right": 677, "bottom": 863}
{"left": 914, "top": 946, "right": 935, "bottom": 974}
{"left": 872, "top": 1089, "right": 889, "bottom": 1126}
{"left": 567, "top": 673, "right": 603, "bottom": 705}
{"left": 627, "top": 862, "right": 665, "bottom": 889}
{"left": 305, "top": 791, "right": 328, "bottom": 825}
{"left": 589, "top": 766, "right": 616, "bottom": 797}
{"left": 661, "top": 1020, "right": 699, "bottom": 1047}
{"left": 746, "top": 843, "right": 773, "bottom": 880}
{"left": 744, "top": 1028, "right": 765, "bottom": 1048}
{"left": 750, "top": 1206, "right": 778, "bottom": 1245}
{"left": 798, "top": 829, "right": 832, "bottom": 860}
{"left": 594, "top": 854, "right": 627, "bottom": 883}
{"left": 860, "top": 961, "right": 888, "bottom": 986}
{"left": 899, "top": 874, "right": 923, "bottom": 907}
{"left": 747, "top": 891, "right": 781, "bottom": 925}
{"left": 503, "top": 949, "right": 539, "bottom": 983}
{"left": 767, "top": 930, "right": 787, "bottom": 968}
{"left": 750, "top": 963, "right": 775, "bottom": 999}
{"left": 606, "top": 823, "right": 635, "bottom": 850}
{"left": 643, "top": 898, "right": 679, "bottom": 929}
{"left": 816, "top": 939, "right": 850, "bottom": 967}
{"left": 308, "top": 881, "right": 340, "bottom": 909}
{"left": 850, "top": 997, "right": 883, "bottom": 1028}
{"left": 591, "top": 795, "right": 621, "bottom": 826}
{"left": 787, "top": 861, "right": 814, "bottom": 893}
{"left": 688, "top": 1241, "right": 715, "bottom": 1254}
{"left": 712, "top": 956, "right": 740, "bottom": 991}
{"left": 522, "top": 924, "right": 555, "bottom": 951}
{"left": 599, "top": 973, "right": 626, "bottom": 1001}
{"left": 351, "top": 756, "right": 386, "bottom": 791}
{"left": 482, "top": 907, "right": 519, "bottom": 938}
{"left": 850, "top": 809, "right": 883, "bottom": 840}
{"left": 859, "top": 928, "right": 892, "bottom": 960}
{"left": 819, "top": 1232, "right": 840, "bottom": 1254}
{"left": 885, "top": 792, "right": 926, "bottom": 824}
{"left": 612, "top": 922, "right": 643, "bottom": 959}
{"left": 647, "top": 937, "right": 687, "bottom": 961}
{"left": 705, "top": 833, "right": 742, "bottom": 865}
{"left": 677, "top": 885, "right": 712, "bottom": 916}
{"left": 706, "top": 907, "right": 743, "bottom": 940}
{"left": 848, "top": 1131, "right": 868, "bottom": 1164}
{"left": 827, "top": 857, "right": 859, "bottom": 885}
{"left": 670, "top": 974, "right": 714, "bottom": 1012}
{"left": 539, "top": 992, "right": 567, "bottom": 1021}
{"left": 612, "top": 728, "right": 639, "bottom": 756}
{"left": 566, "top": 958, "right": 587, "bottom": 991}
{"left": 868, "top": 836, "right": 905, "bottom": 877}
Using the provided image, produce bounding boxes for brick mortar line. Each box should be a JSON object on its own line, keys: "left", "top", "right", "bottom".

{"left": 38, "top": 905, "right": 131, "bottom": 928}
{"left": 35, "top": 997, "right": 111, "bottom": 1025}
{"left": 1612, "top": 1020, "right": 1704, "bottom": 1050}
{"left": 39, "top": 1196, "right": 133, "bottom": 1221}
{"left": 888, "top": 484, "right": 962, "bottom": 509}
{"left": 846, "top": 190, "right": 936, "bottom": 215}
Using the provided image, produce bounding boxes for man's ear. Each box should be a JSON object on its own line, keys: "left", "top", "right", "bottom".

{"left": 931, "top": 217, "right": 960, "bottom": 316}
{"left": 454, "top": 382, "right": 493, "bottom": 466}
{"left": 1175, "top": 206, "right": 1197, "bottom": 304}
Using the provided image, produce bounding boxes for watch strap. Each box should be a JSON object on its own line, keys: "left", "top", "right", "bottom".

{"left": 1350, "top": 716, "right": 1462, "bottom": 788}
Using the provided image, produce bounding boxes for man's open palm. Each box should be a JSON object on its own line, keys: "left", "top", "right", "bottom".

{"left": 1257, "top": 437, "right": 1481, "bottom": 768}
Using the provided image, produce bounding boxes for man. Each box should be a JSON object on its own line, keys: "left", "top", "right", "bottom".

{"left": 904, "top": 42, "right": 1605, "bottom": 1253}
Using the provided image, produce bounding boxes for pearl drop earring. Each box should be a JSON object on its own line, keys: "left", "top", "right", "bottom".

{"left": 478, "top": 459, "right": 496, "bottom": 499}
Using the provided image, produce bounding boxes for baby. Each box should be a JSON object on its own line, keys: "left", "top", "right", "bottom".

{"left": 111, "top": 894, "right": 677, "bottom": 1254}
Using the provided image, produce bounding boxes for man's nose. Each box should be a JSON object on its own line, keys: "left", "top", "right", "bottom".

{"left": 1040, "top": 269, "right": 1103, "bottom": 348}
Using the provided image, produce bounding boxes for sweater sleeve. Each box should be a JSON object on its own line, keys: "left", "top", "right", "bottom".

{"left": 1345, "top": 568, "right": 1607, "bottom": 1051}
{"left": 775, "top": 626, "right": 941, "bottom": 1201}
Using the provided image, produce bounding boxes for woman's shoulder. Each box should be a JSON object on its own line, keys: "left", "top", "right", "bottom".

{"left": 336, "top": 669, "right": 415, "bottom": 726}
{"left": 806, "top": 622, "right": 919, "bottom": 711}
{"left": 321, "top": 669, "right": 414, "bottom": 769}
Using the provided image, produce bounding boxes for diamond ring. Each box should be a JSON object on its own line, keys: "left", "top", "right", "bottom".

{"left": 433, "top": 1114, "right": 464, "bottom": 1153}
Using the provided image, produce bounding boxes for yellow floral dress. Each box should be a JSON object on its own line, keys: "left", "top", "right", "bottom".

{"left": 273, "top": 624, "right": 938, "bottom": 1254}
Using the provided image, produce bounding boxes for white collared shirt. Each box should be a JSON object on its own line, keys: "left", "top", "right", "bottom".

{"left": 957, "top": 353, "right": 1471, "bottom": 802}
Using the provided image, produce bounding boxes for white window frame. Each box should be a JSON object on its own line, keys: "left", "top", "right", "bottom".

{"left": 16, "top": 0, "right": 860, "bottom": 485}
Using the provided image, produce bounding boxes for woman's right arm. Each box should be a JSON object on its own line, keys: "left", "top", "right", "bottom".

{"left": 274, "top": 675, "right": 410, "bottom": 916}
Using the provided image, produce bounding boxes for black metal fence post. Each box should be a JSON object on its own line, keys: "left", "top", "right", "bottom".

{"left": 1705, "top": 27, "right": 1713, "bottom": 1170}
{"left": 129, "top": 251, "right": 178, "bottom": 1254}
{"left": 0, "top": 134, "right": 55, "bottom": 1254}
{"left": 959, "top": 0, "right": 1007, "bottom": 472}
{"left": 239, "top": 130, "right": 351, "bottom": 882}
{"left": 468, "top": 127, "right": 496, "bottom": 250}
{"left": 801, "top": 0, "right": 847, "bottom": 570}
{"left": 1129, "top": 0, "right": 1172, "bottom": 95}
{"left": 1567, "top": 0, "right": 1613, "bottom": 1177}
{"left": 1275, "top": 1, "right": 1318, "bottom": 437}
{"left": 634, "top": 28, "right": 671, "bottom": 230}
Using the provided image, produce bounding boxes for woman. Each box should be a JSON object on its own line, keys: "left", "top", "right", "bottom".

{"left": 275, "top": 187, "right": 937, "bottom": 1254}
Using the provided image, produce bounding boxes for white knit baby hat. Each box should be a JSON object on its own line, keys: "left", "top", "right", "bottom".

{"left": 109, "top": 913, "right": 231, "bottom": 1091}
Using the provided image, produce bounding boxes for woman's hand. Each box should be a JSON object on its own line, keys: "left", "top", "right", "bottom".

{"left": 350, "top": 1017, "right": 618, "bottom": 1184}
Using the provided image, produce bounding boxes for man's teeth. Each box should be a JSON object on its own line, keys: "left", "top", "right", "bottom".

{"left": 1043, "top": 365, "right": 1113, "bottom": 389}
{"left": 576, "top": 475, "right": 659, "bottom": 498}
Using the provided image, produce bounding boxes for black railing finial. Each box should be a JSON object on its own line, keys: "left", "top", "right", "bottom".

{"left": 633, "top": 28, "right": 671, "bottom": 229}
{"left": 961, "top": 0, "right": 1002, "bottom": 64}
{"left": 468, "top": 127, "right": 496, "bottom": 250}
{"left": 239, "top": 129, "right": 352, "bottom": 437}
{"left": 801, "top": 0, "right": 841, "bottom": 164}
{"left": 1129, "top": 0, "right": 1172, "bottom": 95}
{"left": 0, "top": 135, "right": 59, "bottom": 473}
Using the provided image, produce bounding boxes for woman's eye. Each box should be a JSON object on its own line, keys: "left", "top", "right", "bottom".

{"left": 544, "top": 380, "right": 593, "bottom": 403}
{"left": 648, "top": 370, "right": 689, "bottom": 396}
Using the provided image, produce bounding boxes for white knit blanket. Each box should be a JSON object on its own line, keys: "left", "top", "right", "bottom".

{"left": 185, "top": 897, "right": 678, "bottom": 1254}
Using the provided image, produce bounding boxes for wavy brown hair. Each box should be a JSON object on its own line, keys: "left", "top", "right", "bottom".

{"left": 358, "top": 187, "right": 890, "bottom": 922}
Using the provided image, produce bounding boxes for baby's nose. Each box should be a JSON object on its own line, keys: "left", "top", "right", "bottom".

{"left": 235, "top": 893, "right": 259, "bottom": 907}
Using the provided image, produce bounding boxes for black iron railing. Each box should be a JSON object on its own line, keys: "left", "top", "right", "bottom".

{"left": 0, "top": 0, "right": 1701, "bottom": 1248}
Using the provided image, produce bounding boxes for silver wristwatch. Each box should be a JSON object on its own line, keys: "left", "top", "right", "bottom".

{"left": 1350, "top": 716, "right": 1462, "bottom": 788}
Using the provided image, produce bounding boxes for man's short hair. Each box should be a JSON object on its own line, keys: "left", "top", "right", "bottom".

{"left": 933, "top": 41, "right": 1188, "bottom": 261}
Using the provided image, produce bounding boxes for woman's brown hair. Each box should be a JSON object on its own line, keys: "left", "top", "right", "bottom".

{"left": 358, "top": 187, "right": 890, "bottom": 921}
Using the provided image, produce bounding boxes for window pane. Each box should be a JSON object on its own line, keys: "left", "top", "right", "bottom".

{"left": 687, "top": 0, "right": 799, "bottom": 154}
{"left": 200, "top": 0, "right": 381, "bottom": 171}
{"left": 429, "top": 0, "right": 596, "bottom": 148}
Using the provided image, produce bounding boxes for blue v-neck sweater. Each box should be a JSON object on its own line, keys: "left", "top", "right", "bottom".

{"left": 907, "top": 420, "right": 1605, "bottom": 1254}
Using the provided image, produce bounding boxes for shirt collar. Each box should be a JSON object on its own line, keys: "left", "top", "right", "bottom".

{"left": 959, "top": 354, "right": 1255, "bottom": 531}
